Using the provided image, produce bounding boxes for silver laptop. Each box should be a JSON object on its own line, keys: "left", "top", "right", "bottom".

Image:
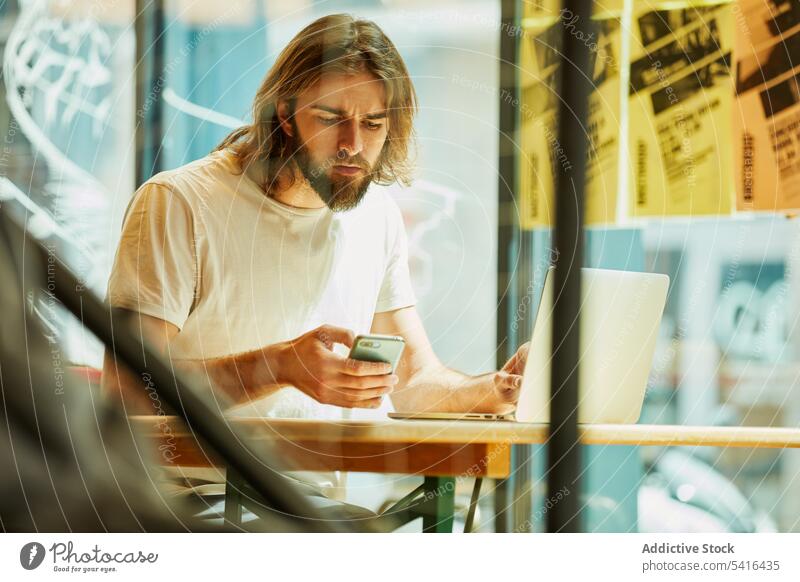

{"left": 389, "top": 267, "right": 669, "bottom": 424}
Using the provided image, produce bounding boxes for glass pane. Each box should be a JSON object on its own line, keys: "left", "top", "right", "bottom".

{"left": 1, "top": 1, "right": 136, "bottom": 365}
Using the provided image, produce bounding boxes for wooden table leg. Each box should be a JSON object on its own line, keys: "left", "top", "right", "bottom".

{"left": 421, "top": 476, "right": 455, "bottom": 533}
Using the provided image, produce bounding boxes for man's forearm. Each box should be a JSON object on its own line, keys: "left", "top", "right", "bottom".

{"left": 174, "top": 343, "right": 288, "bottom": 405}
{"left": 392, "top": 364, "right": 501, "bottom": 414}
{"left": 103, "top": 344, "right": 288, "bottom": 415}
{"left": 101, "top": 308, "right": 294, "bottom": 413}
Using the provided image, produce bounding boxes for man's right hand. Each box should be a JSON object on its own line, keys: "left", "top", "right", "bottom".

{"left": 274, "top": 324, "right": 398, "bottom": 409}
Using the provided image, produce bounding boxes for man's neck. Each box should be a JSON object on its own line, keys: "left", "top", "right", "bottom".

{"left": 274, "top": 180, "right": 326, "bottom": 210}
{"left": 246, "top": 161, "right": 325, "bottom": 210}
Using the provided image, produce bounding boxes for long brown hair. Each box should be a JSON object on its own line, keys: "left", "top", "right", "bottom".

{"left": 214, "top": 13, "right": 417, "bottom": 193}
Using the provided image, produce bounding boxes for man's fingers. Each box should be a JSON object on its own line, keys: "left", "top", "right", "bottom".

{"left": 340, "top": 358, "right": 393, "bottom": 376}
{"left": 501, "top": 353, "right": 518, "bottom": 374}
{"left": 315, "top": 325, "right": 355, "bottom": 349}
{"left": 514, "top": 342, "right": 531, "bottom": 374}
{"left": 333, "top": 373, "right": 399, "bottom": 389}
{"left": 503, "top": 342, "right": 531, "bottom": 375}
{"left": 317, "top": 379, "right": 394, "bottom": 401}
{"left": 331, "top": 385, "right": 394, "bottom": 402}
{"left": 325, "top": 386, "right": 392, "bottom": 408}
{"left": 350, "top": 396, "right": 385, "bottom": 409}
{"left": 496, "top": 372, "right": 523, "bottom": 402}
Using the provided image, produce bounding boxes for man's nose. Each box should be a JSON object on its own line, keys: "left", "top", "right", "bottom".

{"left": 337, "top": 119, "right": 364, "bottom": 158}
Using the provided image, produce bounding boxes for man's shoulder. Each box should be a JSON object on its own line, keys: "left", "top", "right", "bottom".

{"left": 143, "top": 150, "right": 238, "bottom": 195}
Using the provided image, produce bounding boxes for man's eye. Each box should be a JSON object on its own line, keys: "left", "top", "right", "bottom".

{"left": 318, "top": 117, "right": 338, "bottom": 125}
{"left": 364, "top": 121, "right": 383, "bottom": 130}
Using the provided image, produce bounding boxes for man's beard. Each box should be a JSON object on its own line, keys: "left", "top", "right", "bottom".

{"left": 292, "top": 140, "right": 374, "bottom": 212}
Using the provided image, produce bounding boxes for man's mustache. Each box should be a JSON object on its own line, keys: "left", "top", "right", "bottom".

{"left": 326, "top": 155, "right": 370, "bottom": 172}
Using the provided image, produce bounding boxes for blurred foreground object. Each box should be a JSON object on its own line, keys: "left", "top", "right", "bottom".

{"left": 0, "top": 206, "right": 322, "bottom": 532}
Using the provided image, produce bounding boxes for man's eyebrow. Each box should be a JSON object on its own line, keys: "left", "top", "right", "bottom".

{"left": 310, "top": 104, "right": 387, "bottom": 120}
{"left": 364, "top": 111, "right": 388, "bottom": 120}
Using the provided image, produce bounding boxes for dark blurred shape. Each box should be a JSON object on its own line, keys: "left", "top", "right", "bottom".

{"left": 0, "top": 206, "right": 318, "bottom": 532}
{"left": 0, "top": 208, "right": 190, "bottom": 530}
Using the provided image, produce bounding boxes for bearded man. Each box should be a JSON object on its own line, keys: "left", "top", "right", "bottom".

{"left": 104, "top": 14, "right": 528, "bottom": 499}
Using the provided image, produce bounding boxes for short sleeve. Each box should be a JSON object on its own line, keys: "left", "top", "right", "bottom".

{"left": 106, "top": 182, "right": 198, "bottom": 330}
{"left": 375, "top": 201, "right": 416, "bottom": 313}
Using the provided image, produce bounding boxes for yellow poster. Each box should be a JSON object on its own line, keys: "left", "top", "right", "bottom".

{"left": 519, "top": 12, "right": 560, "bottom": 228}
{"left": 519, "top": 1, "right": 624, "bottom": 228}
{"left": 628, "top": 1, "right": 735, "bottom": 218}
{"left": 734, "top": 0, "right": 800, "bottom": 212}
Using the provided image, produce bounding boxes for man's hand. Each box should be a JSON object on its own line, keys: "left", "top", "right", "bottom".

{"left": 487, "top": 342, "right": 531, "bottom": 413}
{"left": 275, "top": 324, "right": 398, "bottom": 408}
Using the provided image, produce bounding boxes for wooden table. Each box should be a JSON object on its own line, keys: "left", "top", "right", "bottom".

{"left": 131, "top": 416, "right": 800, "bottom": 531}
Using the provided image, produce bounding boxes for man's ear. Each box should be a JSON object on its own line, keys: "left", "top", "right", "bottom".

{"left": 276, "top": 100, "right": 294, "bottom": 137}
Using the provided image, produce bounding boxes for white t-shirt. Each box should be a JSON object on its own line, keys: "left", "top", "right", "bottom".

{"left": 107, "top": 148, "right": 416, "bottom": 493}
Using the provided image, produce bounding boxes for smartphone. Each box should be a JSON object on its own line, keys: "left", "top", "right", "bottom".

{"left": 348, "top": 334, "right": 405, "bottom": 373}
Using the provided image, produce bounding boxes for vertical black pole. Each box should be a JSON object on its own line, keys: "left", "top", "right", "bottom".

{"left": 495, "top": 0, "right": 522, "bottom": 533}
{"left": 546, "top": 0, "right": 593, "bottom": 533}
{"left": 135, "top": 0, "right": 166, "bottom": 185}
